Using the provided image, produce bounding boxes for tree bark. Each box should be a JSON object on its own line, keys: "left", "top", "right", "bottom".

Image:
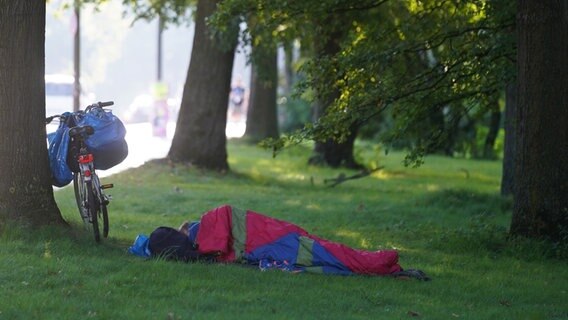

{"left": 483, "top": 96, "right": 501, "bottom": 159}
{"left": 310, "top": 124, "right": 362, "bottom": 169}
{"left": 167, "top": 0, "right": 236, "bottom": 171}
{"left": 244, "top": 45, "right": 279, "bottom": 142}
{"left": 0, "top": 1, "right": 65, "bottom": 227}
{"left": 501, "top": 82, "right": 516, "bottom": 196}
{"left": 511, "top": 0, "right": 568, "bottom": 241}
{"left": 309, "top": 23, "right": 361, "bottom": 169}
{"left": 282, "top": 42, "right": 295, "bottom": 97}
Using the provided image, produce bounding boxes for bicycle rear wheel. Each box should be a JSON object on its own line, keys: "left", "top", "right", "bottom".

{"left": 73, "top": 173, "right": 101, "bottom": 242}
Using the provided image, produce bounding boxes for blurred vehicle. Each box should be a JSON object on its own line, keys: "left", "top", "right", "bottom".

{"left": 122, "top": 93, "right": 180, "bottom": 124}
{"left": 45, "top": 74, "right": 94, "bottom": 116}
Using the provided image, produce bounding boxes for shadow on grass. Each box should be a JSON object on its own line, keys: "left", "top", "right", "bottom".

{"left": 418, "top": 189, "right": 512, "bottom": 216}
{"left": 416, "top": 189, "right": 567, "bottom": 261}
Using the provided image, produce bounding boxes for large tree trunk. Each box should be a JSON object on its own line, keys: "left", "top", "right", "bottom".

{"left": 309, "top": 24, "right": 361, "bottom": 169}
{"left": 282, "top": 42, "right": 295, "bottom": 97}
{"left": 426, "top": 105, "right": 447, "bottom": 155}
{"left": 0, "top": 1, "right": 65, "bottom": 227}
{"left": 482, "top": 96, "right": 501, "bottom": 160}
{"left": 501, "top": 82, "right": 516, "bottom": 196}
{"left": 310, "top": 123, "right": 362, "bottom": 169}
{"left": 309, "top": 88, "right": 361, "bottom": 169}
{"left": 510, "top": 0, "right": 568, "bottom": 242}
{"left": 167, "top": 0, "right": 236, "bottom": 171}
{"left": 244, "top": 45, "right": 279, "bottom": 142}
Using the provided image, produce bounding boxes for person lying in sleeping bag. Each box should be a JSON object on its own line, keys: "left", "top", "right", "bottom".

{"left": 129, "top": 205, "right": 428, "bottom": 279}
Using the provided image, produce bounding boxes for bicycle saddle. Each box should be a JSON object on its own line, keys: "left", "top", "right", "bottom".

{"left": 69, "top": 125, "right": 95, "bottom": 137}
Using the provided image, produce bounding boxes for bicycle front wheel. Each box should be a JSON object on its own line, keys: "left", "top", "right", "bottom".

{"left": 92, "top": 174, "right": 109, "bottom": 238}
{"left": 73, "top": 173, "right": 101, "bottom": 242}
{"left": 101, "top": 202, "right": 109, "bottom": 238}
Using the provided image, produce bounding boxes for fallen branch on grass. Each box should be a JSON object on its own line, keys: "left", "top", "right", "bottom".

{"left": 324, "top": 166, "right": 384, "bottom": 187}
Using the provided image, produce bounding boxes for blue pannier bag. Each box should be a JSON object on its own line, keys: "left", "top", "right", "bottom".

{"left": 75, "top": 108, "right": 128, "bottom": 170}
{"left": 47, "top": 112, "right": 74, "bottom": 187}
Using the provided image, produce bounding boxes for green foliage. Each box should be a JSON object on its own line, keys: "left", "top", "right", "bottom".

{"left": 1, "top": 142, "right": 567, "bottom": 319}
{"left": 63, "top": 0, "right": 195, "bottom": 26}
{"left": 119, "top": 0, "right": 195, "bottom": 25}
{"left": 211, "top": 0, "right": 515, "bottom": 166}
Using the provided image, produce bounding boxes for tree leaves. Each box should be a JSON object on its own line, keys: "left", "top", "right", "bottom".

{"left": 212, "top": 0, "right": 515, "bottom": 165}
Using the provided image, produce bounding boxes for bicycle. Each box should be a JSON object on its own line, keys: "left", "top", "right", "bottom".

{"left": 46, "top": 101, "right": 117, "bottom": 242}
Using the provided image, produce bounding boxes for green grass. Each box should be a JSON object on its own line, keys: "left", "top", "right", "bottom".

{"left": 1, "top": 141, "right": 567, "bottom": 319}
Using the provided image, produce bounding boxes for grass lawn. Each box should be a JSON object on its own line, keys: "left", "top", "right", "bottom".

{"left": 1, "top": 141, "right": 566, "bottom": 319}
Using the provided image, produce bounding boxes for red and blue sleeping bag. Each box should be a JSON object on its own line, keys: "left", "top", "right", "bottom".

{"left": 190, "top": 205, "right": 402, "bottom": 275}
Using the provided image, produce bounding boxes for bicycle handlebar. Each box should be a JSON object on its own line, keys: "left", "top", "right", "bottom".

{"left": 46, "top": 101, "right": 115, "bottom": 123}
{"left": 87, "top": 101, "right": 114, "bottom": 110}
{"left": 98, "top": 101, "right": 114, "bottom": 107}
{"left": 46, "top": 114, "right": 63, "bottom": 124}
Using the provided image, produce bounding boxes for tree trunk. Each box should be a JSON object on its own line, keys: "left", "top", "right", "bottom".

{"left": 483, "top": 96, "right": 501, "bottom": 159}
{"left": 501, "top": 82, "right": 516, "bottom": 196}
{"left": 511, "top": 0, "right": 568, "bottom": 242}
{"left": 309, "top": 24, "right": 361, "bottom": 169}
{"left": 426, "top": 105, "right": 446, "bottom": 155}
{"left": 310, "top": 124, "right": 362, "bottom": 169}
{"left": 0, "top": 1, "right": 65, "bottom": 227}
{"left": 282, "top": 42, "right": 295, "bottom": 96}
{"left": 244, "top": 45, "right": 279, "bottom": 142}
{"left": 167, "top": 0, "right": 236, "bottom": 171}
